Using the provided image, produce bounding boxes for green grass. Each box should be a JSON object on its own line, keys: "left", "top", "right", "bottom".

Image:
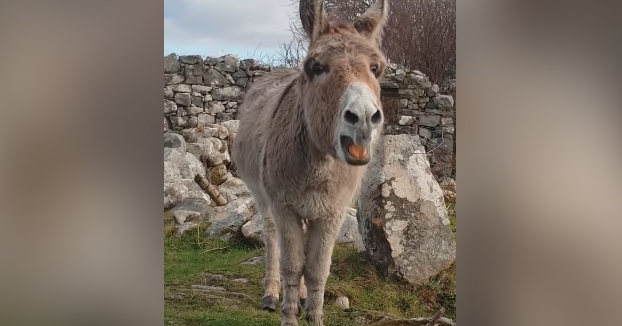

{"left": 164, "top": 202, "right": 456, "bottom": 326}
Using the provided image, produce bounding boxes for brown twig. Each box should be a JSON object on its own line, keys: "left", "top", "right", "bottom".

{"left": 426, "top": 307, "right": 445, "bottom": 326}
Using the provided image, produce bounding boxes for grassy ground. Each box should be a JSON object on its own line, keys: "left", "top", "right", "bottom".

{"left": 164, "top": 204, "right": 456, "bottom": 326}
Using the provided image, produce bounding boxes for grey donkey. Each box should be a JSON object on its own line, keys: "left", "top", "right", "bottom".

{"left": 232, "top": 0, "right": 390, "bottom": 325}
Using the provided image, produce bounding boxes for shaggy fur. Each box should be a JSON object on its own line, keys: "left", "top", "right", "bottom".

{"left": 232, "top": 1, "right": 389, "bottom": 325}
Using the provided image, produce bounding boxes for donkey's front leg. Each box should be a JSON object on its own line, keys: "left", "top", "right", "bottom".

{"left": 275, "top": 214, "right": 305, "bottom": 326}
{"left": 303, "top": 215, "right": 343, "bottom": 326}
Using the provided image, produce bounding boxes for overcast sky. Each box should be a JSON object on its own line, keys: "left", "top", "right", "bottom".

{"left": 164, "top": 0, "right": 297, "bottom": 59}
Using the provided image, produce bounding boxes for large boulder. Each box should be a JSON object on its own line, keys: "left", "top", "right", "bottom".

{"left": 163, "top": 147, "right": 209, "bottom": 209}
{"left": 357, "top": 134, "right": 456, "bottom": 285}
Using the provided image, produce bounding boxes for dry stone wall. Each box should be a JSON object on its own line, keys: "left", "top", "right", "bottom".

{"left": 164, "top": 53, "right": 455, "bottom": 180}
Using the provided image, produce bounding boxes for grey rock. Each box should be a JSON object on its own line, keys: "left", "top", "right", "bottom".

{"left": 217, "top": 177, "right": 250, "bottom": 203}
{"left": 241, "top": 214, "right": 264, "bottom": 244}
{"left": 205, "top": 150, "right": 230, "bottom": 167}
{"left": 179, "top": 55, "right": 203, "bottom": 65}
{"left": 189, "top": 116, "right": 198, "bottom": 128}
{"left": 398, "top": 98, "right": 409, "bottom": 109}
{"left": 170, "top": 116, "right": 189, "bottom": 130}
{"left": 192, "top": 85, "right": 212, "bottom": 94}
{"left": 232, "top": 70, "right": 248, "bottom": 78}
{"left": 335, "top": 296, "right": 350, "bottom": 310}
{"left": 239, "top": 59, "right": 255, "bottom": 70}
{"left": 163, "top": 147, "right": 209, "bottom": 208}
{"left": 164, "top": 132, "right": 186, "bottom": 152}
{"left": 232, "top": 278, "right": 249, "bottom": 283}
{"left": 174, "top": 93, "right": 191, "bottom": 106}
{"left": 357, "top": 134, "right": 456, "bottom": 285}
{"left": 440, "top": 117, "right": 453, "bottom": 126}
{"left": 401, "top": 109, "right": 424, "bottom": 116}
{"left": 164, "top": 99, "right": 177, "bottom": 115}
{"left": 212, "top": 86, "right": 244, "bottom": 101}
{"left": 171, "top": 84, "right": 192, "bottom": 93}
{"left": 184, "top": 63, "right": 205, "bottom": 77}
{"left": 433, "top": 95, "right": 454, "bottom": 110}
{"left": 185, "top": 76, "right": 202, "bottom": 85}
{"left": 399, "top": 88, "right": 425, "bottom": 99}
{"left": 197, "top": 114, "right": 216, "bottom": 127}
{"left": 164, "top": 73, "right": 184, "bottom": 86}
{"left": 203, "top": 68, "right": 230, "bottom": 86}
{"left": 380, "top": 80, "right": 399, "bottom": 88}
{"left": 204, "top": 197, "right": 254, "bottom": 240}
{"left": 164, "top": 117, "right": 171, "bottom": 133}
{"left": 164, "top": 53, "right": 181, "bottom": 73}
{"left": 206, "top": 101, "right": 225, "bottom": 114}
{"left": 398, "top": 116, "right": 416, "bottom": 126}
{"left": 206, "top": 124, "right": 229, "bottom": 140}
{"left": 418, "top": 115, "right": 441, "bottom": 127}
{"left": 417, "top": 97, "right": 430, "bottom": 104}
{"left": 427, "top": 84, "right": 439, "bottom": 96}
{"left": 219, "top": 120, "right": 239, "bottom": 134}
{"left": 170, "top": 197, "right": 211, "bottom": 224}
{"left": 235, "top": 77, "right": 249, "bottom": 87}
{"left": 191, "top": 95, "right": 203, "bottom": 107}
{"left": 164, "top": 90, "right": 174, "bottom": 98}
{"left": 336, "top": 208, "right": 365, "bottom": 251}
{"left": 186, "top": 142, "right": 214, "bottom": 162}
{"left": 217, "top": 112, "right": 233, "bottom": 121}
{"left": 187, "top": 105, "right": 203, "bottom": 116}
{"left": 214, "top": 55, "right": 239, "bottom": 72}
{"left": 419, "top": 127, "right": 432, "bottom": 140}
{"left": 204, "top": 56, "right": 221, "bottom": 66}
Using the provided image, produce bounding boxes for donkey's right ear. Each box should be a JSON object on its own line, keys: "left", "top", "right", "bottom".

{"left": 299, "top": 0, "right": 328, "bottom": 44}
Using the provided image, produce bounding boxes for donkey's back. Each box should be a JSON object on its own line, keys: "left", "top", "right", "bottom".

{"left": 232, "top": 68, "right": 299, "bottom": 193}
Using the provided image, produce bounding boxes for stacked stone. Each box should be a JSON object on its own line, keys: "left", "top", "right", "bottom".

{"left": 164, "top": 53, "right": 271, "bottom": 132}
{"left": 381, "top": 66, "right": 456, "bottom": 179}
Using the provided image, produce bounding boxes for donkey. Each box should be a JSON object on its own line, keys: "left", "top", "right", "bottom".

{"left": 232, "top": 0, "right": 389, "bottom": 325}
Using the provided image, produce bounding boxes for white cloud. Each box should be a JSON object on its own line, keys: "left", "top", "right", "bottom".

{"left": 164, "top": 0, "right": 297, "bottom": 57}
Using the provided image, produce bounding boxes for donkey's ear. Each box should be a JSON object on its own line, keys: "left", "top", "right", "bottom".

{"left": 353, "top": 0, "right": 389, "bottom": 46}
{"left": 299, "top": 0, "right": 328, "bottom": 43}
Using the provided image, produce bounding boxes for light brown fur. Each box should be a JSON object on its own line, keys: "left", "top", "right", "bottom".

{"left": 232, "top": 1, "right": 389, "bottom": 325}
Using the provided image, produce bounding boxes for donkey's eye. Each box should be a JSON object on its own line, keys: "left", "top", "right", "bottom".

{"left": 311, "top": 62, "right": 327, "bottom": 76}
{"left": 370, "top": 64, "right": 380, "bottom": 77}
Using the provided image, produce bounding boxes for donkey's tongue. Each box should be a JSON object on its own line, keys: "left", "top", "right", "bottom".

{"left": 348, "top": 143, "right": 368, "bottom": 160}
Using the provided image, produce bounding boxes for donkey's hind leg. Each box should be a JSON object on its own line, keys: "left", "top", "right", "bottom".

{"left": 255, "top": 199, "right": 281, "bottom": 312}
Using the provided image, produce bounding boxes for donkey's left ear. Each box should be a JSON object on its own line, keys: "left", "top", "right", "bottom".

{"left": 353, "top": 0, "right": 389, "bottom": 46}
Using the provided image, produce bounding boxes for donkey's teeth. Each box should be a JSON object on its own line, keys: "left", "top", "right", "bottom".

{"left": 348, "top": 143, "right": 368, "bottom": 160}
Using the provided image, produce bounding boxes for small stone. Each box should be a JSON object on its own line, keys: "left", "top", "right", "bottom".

{"left": 206, "top": 101, "right": 225, "bottom": 114}
{"left": 398, "top": 116, "right": 416, "bottom": 126}
{"left": 184, "top": 63, "right": 206, "bottom": 77}
{"left": 204, "top": 94, "right": 213, "bottom": 102}
{"left": 208, "top": 164, "right": 228, "bottom": 186}
{"left": 398, "top": 98, "right": 409, "bottom": 109}
{"left": 433, "top": 95, "right": 454, "bottom": 109}
{"left": 204, "top": 56, "right": 221, "bottom": 66}
{"left": 164, "top": 73, "right": 184, "bottom": 86}
{"left": 427, "top": 84, "right": 439, "bottom": 96}
{"left": 171, "top": 84, "right": 192, "bottom": 93}
{"left": 169, "top": 116, "right": 189, "bottom": 130}
{"left": 235, "top": 77, "right": 248, "bottom": 87}
{"left": 335, "top": 296, "right": 350, "bottom": 310}
{"left": 220, "top": 120, "right": 239, "bottom": 134}
{"left": 164, "top": 53, "right": 180, "bottom": 73}
{"left": 191, "top": 95, "right": 203, "bottom": 106}
{"left": 232, "top": 278, "right": 249, "bottom": 283}
{"left": 241, "top": 255, "right": 265, "bottom": 265}
{"left": 418, "top": 115, "right": 441, "bottom": 127}
{"left": 170, "top": 197, "right": 211, "bottom": 224}
{"left": 203, "top": 68, "right": 231, "bottom": 86}
{"left": 164, "top": 117, "right": 171, "bottom": 132}
{"left": 192, "top": 85, "right": 212, "bottom": 94}
{"left": 164, "top": 99, "right": 177, "bottom": 115}
{"left": 197, "top": 114, "right": 216, "bottom": 126}
{"left": 164, "top": 132, "right": 186, "bottom": 152}
{"left": 419, "top": 127, "right": 432, "bottom": 139}
{"left": 179, "top": 55, "right": 203, "bottom": 65}
{"left": 174, "top": 93, "right": 191, "bottom": 106}
{"left": 187, "top": 105, "right": 203, "bottom": 116}
{"left": 214, "top": 55, "right": 239, "bottom": 72}
{"left": 441, "top": 117, "right": 453, "bottom": 126}
{"left": 164, "top": 90, "right": 174, "bottom": 98}
{"left": 185, "top": 76, "right": 202, "bottom": 85}
{"left": 217, "top": 112, "right": 233, "bottom": 121}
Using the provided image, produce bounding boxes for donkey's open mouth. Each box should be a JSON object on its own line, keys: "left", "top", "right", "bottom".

{"left": 340, "top": 135, "right": 371, "bottom": 165}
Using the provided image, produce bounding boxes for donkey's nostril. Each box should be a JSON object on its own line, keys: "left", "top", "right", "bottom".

{"left": 343, "top": 110, "right": 359, "bottom": 125}
{"left": 371, "top": 109, "right": 383, "bottom": 124}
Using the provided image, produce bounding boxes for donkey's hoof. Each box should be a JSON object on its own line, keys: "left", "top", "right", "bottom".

{"left": 262, "top": 295, "right": 278, "bottom": 312}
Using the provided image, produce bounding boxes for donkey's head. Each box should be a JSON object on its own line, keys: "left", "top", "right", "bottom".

{"left": 298, "top": 0, "right": 388, "bottom": 166}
